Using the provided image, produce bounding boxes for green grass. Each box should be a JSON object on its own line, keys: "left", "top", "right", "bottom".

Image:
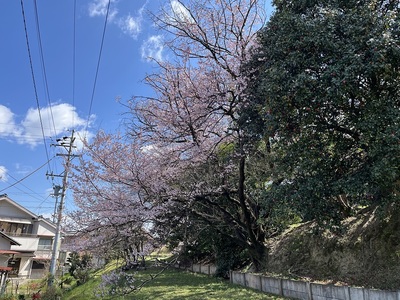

{"left": 2, "top": 278, "right": 48, "bottom": 299}
{"left": 61, "top": 262, "right": 119, "bottom": 300}
{"left": 62, "top": 267, "right": 288, "bottom": 300}
{"left": 61, "top": 276, "right": 101, "bottom": 300}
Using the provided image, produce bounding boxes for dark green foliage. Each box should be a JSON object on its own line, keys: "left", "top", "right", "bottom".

{"left": 154, "top": 146, "right": 270, "bottom": 270}
{"left": 244, "top": 0, "right": 400, "bottom": 225}
{"left": 176, "top": 223, "right": 249, "bottom": 278}
{"left": 67, "top": 252, "right": 92, "bottom": 285}
{"left": 214, "top": 236, "right": 250, "bottom": 278}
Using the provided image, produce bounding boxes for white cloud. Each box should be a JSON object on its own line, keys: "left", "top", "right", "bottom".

{"left": 141, "top": 35, "right": 164, "bottom": 62}
{"left": 118, "top": 14, "right": 142, "bottom": 39}
{"left": 118, "top": 3, "right": 146, "bottom": 39}
{"left": 88, "top": 0, "right": 118, "bottom": 21}
{"left": 89, "top": 1, "right": 148, "bottom": 40}
{"left": 0, "top": 166, "right": 8, "bottom": 182}
{"left": 74, "top": 129, "right": 96, "bottom": 151}
{"left": 20, "top": 103, "right": 88, "bottom": 147}
{"left": 0, "top": 103, "right": 93, "bottom": 148}
{"left": 141, "top": 144, "right": 156, "bottom": 153}
{"left": 0, "top": 105, "right": 22, "bottom": 138}
{"left": 170, "top": 0, "right": 194, "bottom": 24}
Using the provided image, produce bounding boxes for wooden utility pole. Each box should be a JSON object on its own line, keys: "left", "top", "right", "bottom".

{"left": 48, "top": 130, "right": 77, "bottom": 285}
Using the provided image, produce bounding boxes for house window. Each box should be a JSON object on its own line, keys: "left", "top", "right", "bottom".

{"left": 0, "top": 221, "right": 11, "bottom": 233}
{"left": 32, "top": 260, "right": 46, "bottom": 270}
{"left": 0, "top": 222, "right": 32, "bottom": 235}
{"left": 38, "top": 238, "right": 53, "bottom": 251}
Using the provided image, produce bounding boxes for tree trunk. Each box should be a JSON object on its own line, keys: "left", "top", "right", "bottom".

{"left": 238, "top": 145, "right": 266, "bottom": 271}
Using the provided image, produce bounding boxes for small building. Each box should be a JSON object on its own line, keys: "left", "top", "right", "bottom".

{"left": 0, "top": 194, "right": 66, "bottom": 279}
{"left": 0, "top": 231, "right": 20, "bottom": 295}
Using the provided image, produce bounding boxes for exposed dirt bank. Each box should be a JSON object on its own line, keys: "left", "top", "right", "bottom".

{"left": 264, "top": 207, "right": 400, "bottom": 290}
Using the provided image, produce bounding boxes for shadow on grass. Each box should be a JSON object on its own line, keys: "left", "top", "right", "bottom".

{"left": 132, "top": 268, "right": 285, "bottom": 300}
{"left": 63, "top": 266, "right": 287, "bottom": 300}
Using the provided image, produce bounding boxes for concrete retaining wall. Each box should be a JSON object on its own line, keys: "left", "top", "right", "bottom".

{"left": 173, "top": 263, "right": 217, "bottom": 276}
{"left": 173, "top": 263, "right": 400, "bottom": 300}
{"left": 230, "top": 271, "right": 400, "bottom": 300}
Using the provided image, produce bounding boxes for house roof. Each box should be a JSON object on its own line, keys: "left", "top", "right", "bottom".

{"left": 0, "top": 194, "right": 57, "bottom": 230}
{"left": 0, "top": 194, "right": 37, "bottom": 219}
{"left": 0, "top": 231, "right": 21, "bottom": 246}
{"left": 0, "top": 217, "right": 32, "bottom": 224}
{"left": 0, "top": 250, "right": 20, "bottom": 254}
{"left": 33, "top": 257, "right": 51, "bottom": 261}
{"left": 37, "top": 216, "right": 57, "bottom": 229}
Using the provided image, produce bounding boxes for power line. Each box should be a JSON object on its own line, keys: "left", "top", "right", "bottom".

{"left": 85, "top": 0, "right": 111, "bottom": 133}
{"left": 0, "top": 157, "right": 54, "bottom": 193}
{"left": 4, "top": 172, "right": 49, "bottom": 202}
{"left": 72, "top": 0, "right": 77, "bottom": 128}
{"left": 33, "top": 0, "right": 57, "bottom": 139}
{"left": 33, "top": 0, "right": 62, "bottom": 187}
{"left": 35, "top": 194, "right": 53, "bottom": 215}
{"left": 20, "top": 0, "right": 52, "bottom": 174}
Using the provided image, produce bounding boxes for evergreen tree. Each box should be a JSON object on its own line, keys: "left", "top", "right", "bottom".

{"left": 244, "top": 0, "right": 400, "bottom": 225}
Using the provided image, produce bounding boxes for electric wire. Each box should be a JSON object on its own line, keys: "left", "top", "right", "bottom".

{"left": 35, "top": 194, "right": 53, "bottom": 215}
{"left": 14, "top": 0, "right": 109, "bottom": 215}
{"left": 10, "top": 1, "right": 78, "bottom": 217}
{"left": 4, "top": 172, "right": 49, "bottom": 202}
{"left": 85, "top": 0, "right": 111, "bottom": 133}
{"left": 20, "top": 0, "right": 52, "bottom": 174}
{"left": 33, "top": 0, "right": 57, "bottom": 138}
{"left": 72, "top": 0, "right": 77, "bottom": 128}
{"left": 33, "top": 0, "right": 61, "bottom": 184}
{"left": 0, "top": 157, "right": 55, "bottom": 193}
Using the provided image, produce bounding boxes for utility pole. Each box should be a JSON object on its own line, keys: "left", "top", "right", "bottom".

{"left": 52, "top": 185, "right": 62, "bottom": 223}
{"left": 48, "top": 130, "right": 78, "bottom": 286}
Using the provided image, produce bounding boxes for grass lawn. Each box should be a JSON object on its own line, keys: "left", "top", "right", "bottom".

{"left": 62, "top": 267, "right": 288, "bottom": 300}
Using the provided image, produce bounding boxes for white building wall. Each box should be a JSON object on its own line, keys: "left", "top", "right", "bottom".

{"left": 10, "top": 237, "right": 39, "bottom": 252}
{"left": 0, "top": 202, "right": 29, "bottom": 218}
{"left": 0, "top": 239, "right": 10, "bottom": 250}
{"left": 36, "top": 220, "right": 56, "bottom": 237}
{"left": 18, "top": 257, "right": 31, "bottom": 278}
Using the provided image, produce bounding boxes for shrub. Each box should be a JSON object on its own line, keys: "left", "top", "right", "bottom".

{"left": 0, "top": 294, "right": 17, "bottom": 300}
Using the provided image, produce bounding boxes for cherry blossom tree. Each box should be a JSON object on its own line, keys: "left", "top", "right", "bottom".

{"left": 68, "top": 131, "right": 161, "bottom": 264}
{"left": 69, "top": 1, "right": 271, "bottom": 285}
{"left": 124, "top": 0, "right": 270, "bottom": 269}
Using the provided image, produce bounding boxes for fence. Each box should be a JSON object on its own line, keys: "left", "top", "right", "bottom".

{"left": 173, "top": 263, "right": 216, "bottom": 276}
{"left": 174, "top": 263, "right": 400, "bottom": 300}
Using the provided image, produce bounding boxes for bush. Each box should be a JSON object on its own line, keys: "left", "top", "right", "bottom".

{"left": 67, "top": 252, "right": 93, "bottom": 285}
{"left": 213, "top": 235, "right": 249, "bottom": 278}
{"left": 0, "top": 294, "right": 17, "bottom": 300}
{"left": 60, "top": 274, "right": 74, "bottom": 286}
{"left": 39, "top": 286, "right": 62, "bottom": 300}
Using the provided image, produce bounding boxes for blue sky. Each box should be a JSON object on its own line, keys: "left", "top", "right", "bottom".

{"left": 0, "top": 0, "right": 273, "bottom": 219}
{"left": 0, "top": 0, "right": 168, "bottom": 216}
